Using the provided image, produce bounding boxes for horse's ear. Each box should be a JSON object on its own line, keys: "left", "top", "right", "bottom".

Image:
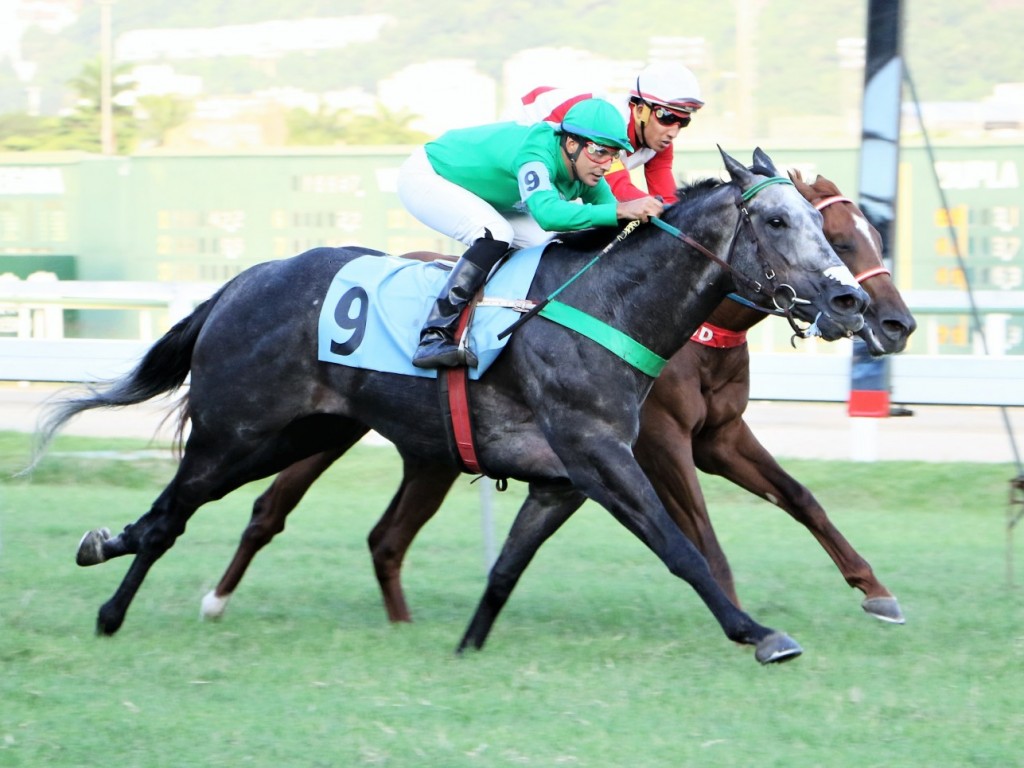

{"left": 719, "top": 145, "right": 756, "bottom": 187}
{"left": 751, "top": 147, "right": 780, "bottom": 177}
{"left": 788, "top": 169, "right": 809, "bottom": 195}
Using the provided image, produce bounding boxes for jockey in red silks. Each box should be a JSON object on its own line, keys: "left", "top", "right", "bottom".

{"left": 520, "top": 62, "right": 704, "bottom": 206}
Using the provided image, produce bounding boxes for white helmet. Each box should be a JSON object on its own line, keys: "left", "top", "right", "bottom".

{"left": 630, "top": 62, "right": 704, "bottom": 113}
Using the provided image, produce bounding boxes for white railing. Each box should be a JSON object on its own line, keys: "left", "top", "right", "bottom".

{"left": 0, "top": 278, "right": 220, "bottom": 340}
{"left": 2, "top": 280, "right": 1023, "bottom": 407}
{"left": 748, "top": 353, "right": 1024, "bottom": 407}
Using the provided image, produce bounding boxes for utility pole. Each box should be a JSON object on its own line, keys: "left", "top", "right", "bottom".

{"left": 734, "top": 0, "right": 757, "bottom": 144}
{"left": 734, "top": 0, "right": 769, "bottom": 145}
{"left": 99, "top": 0, "right": 115, "bottom": 155}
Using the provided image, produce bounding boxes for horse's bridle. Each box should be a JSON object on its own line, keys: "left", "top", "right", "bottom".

{"left": 651, "top": 175, "right": 817, "bottom": 337}
{"left": 813, "top": 194, "right": 891, "bottom": 285}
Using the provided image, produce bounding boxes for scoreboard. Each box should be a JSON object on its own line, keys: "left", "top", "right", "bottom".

{"left": 898, "top": 146, "right": 1022, "bottom": 355}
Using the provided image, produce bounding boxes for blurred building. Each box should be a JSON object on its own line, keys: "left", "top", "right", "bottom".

{"left": 500, "top": 47, "right": 642, "bottom": 120}
{"left": 115, "top": 16, "right": 393, "bottom": 62}
{"left": 379, "top": 60, "right": 496, "bottom": 134}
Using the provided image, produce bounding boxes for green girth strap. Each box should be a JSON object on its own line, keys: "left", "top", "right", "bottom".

{"left": 537, "top": 300, "right": 668, "bottom": 378}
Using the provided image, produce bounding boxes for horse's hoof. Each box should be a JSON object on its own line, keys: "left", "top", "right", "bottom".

{"left": 862, "top": 596, "right": 905, "bottom": 624}
{"left": 754, "top": 632, "right": 803, "bottom": 664}
{"left": 96, "top": 606, "right": 123, "bottom": 636}
{"left": 76, "top": 528, "right": 111, "bottom": 566}
{"left": 200, "top": 591, "right": 229, "bottom": 620}
{"left": 455, "top": 635, "right": 483, "bottom": 655}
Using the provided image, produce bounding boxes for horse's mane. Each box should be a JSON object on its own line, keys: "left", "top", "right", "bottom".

{"left": 674, "top": 176, "right": 725, "bottom": 204}
{"left": 555, "top": 225, "right": 621, "bottom": 250}
{"left": 556, "top": 175, "right": 727, "bottom": 251}
{"left": 565, "top": 162, "right": 825, "bottom": 252}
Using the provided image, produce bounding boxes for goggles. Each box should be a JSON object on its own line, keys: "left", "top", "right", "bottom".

{"left": 651, "top": 107, "right": 692, "bottom": 128}
{"left": 581, "top": 141, "right": 621, "bottom": 164}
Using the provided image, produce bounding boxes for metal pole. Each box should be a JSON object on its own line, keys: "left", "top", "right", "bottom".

{"left": 734, "top": 0, "right": 759, "bottom": 144}
{"left": 479, "top": 481, "right": 497, "bottom": 571}
{"left": 1010, "top": 478, "right": 1024, "bottom": 587}
{"left": 99, "top": 0, "right": 115, "bottom": 155}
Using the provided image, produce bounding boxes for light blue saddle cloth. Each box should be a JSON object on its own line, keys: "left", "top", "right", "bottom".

{"left": 317, "top": 247, "right": 544, "bottom": 380}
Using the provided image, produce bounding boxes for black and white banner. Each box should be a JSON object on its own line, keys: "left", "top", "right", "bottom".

{"left": 851, "top": 0, "right": 904, "bottom": 417}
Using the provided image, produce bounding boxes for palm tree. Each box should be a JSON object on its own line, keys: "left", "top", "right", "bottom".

{"left": 65, "top": 58, "right": 137, "bottom": 152}
{"left": 136, "top": 95, "right": 193, "bottom": 148}
{"left": 285, "top": 103, "right": 432, "bottom": 146}
{"left": 342, "top": 104, "right": 432, "bottom": 145}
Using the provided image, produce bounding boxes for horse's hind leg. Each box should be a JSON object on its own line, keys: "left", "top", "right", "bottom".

{"left": 367, "top": 459, "right": 459, "bottom": 622}
{"left": 94, "top": 477, "right": 203, "bottom": 635}
{"left": 76, "top": 526, "right": 123, "bottom": 565}
{"left": 77, "top": 505, "right": 178, "bottom": 567}
{"left": 92, "top": 425, "right": 342, "bottom": 634}
{"left": 200, "top": 445, "right": 353, "bottom": 620}
{"left": 458, "top": 480, "right": 585, "bottom": 652}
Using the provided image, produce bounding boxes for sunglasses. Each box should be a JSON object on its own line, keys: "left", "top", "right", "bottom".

{"left": 581, "top": 141, "right": 621, "bottom": 164}
{"left": 652, "top": 107, "right": 692, "bottom": 128}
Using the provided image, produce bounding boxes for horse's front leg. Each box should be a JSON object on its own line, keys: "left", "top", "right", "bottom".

{"left": 634, "top": 427, "right": 741, "bottom": 607}
{"left": 458, "top": 480, "right": 585, "bottom": 652}
{"left": 567, "top": 441, "right": 801, "bottom": 664}
{"left": 696, "top": 417, "right": 903, "bottom": 624}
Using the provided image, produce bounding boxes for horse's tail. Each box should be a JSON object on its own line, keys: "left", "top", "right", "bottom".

{"left": 25, "top": 285, "right": 228, "bottom": 472}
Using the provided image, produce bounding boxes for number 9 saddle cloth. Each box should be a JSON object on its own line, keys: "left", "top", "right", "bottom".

{"left": 317, "top": 246, "right": 544, "bottom": 380}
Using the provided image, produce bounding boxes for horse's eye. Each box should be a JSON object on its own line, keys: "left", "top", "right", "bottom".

{"left": 767, "top": 216, "right": 785, "bottom": 229}
{"left": 831, "top": 240, "right": 853, "bottom": 253}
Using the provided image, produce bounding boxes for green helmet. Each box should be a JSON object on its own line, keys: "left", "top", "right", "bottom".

{"left": 559, "top": 98, "right": 634, "bottom": 153}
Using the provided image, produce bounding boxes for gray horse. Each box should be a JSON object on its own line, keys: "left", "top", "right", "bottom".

{"left": 40, "top": 148, "right": 867, "bottom": 664}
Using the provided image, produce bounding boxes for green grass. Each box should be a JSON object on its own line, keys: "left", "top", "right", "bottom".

{"left": 1, "top": 431, "right": 1022, "bottom": 767}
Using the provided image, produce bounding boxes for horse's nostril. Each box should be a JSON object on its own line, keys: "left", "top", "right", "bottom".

{"left": 882, "top": 318, "right": 915, "bottom": 341}
{"left": 831, "top": 291, "right": 865, "bottom": 315}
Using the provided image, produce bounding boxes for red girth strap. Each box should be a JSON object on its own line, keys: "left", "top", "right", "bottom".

{"left": 690, "top": 322, "right": 748, "bottom": 349}
{"left": 445, "top": 307, "right": 481, "bottom": 473}
{"left": 447, "top": 366, "right": 480, "bottom": 473}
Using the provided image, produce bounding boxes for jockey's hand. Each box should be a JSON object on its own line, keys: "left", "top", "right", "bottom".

{"left": 616, "top": 196, "right": 664, "bottom": 223}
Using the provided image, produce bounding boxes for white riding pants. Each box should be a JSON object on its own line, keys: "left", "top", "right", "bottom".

{"left": 396, "top": 147, "right": 553, "bottom": 249}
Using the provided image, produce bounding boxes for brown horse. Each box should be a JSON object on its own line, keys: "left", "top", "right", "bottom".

{"left": 201, "top": 171, "right": 915, "bottom": 626}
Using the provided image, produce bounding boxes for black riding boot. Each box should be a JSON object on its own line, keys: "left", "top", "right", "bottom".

{"left": 412, "top": 236, "right": 510, "bottom": 369}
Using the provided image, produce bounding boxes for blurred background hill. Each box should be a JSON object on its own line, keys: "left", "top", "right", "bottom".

{"left": 1, "top": 0, "right": 1022, "bottom": 152}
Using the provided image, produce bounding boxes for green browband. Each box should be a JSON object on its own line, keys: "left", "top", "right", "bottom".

{"left": 740, "top": 176, "right": 794, "bottom": 201}
{"left": 537, "top": 300, "right": 668, "bottom": 377}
